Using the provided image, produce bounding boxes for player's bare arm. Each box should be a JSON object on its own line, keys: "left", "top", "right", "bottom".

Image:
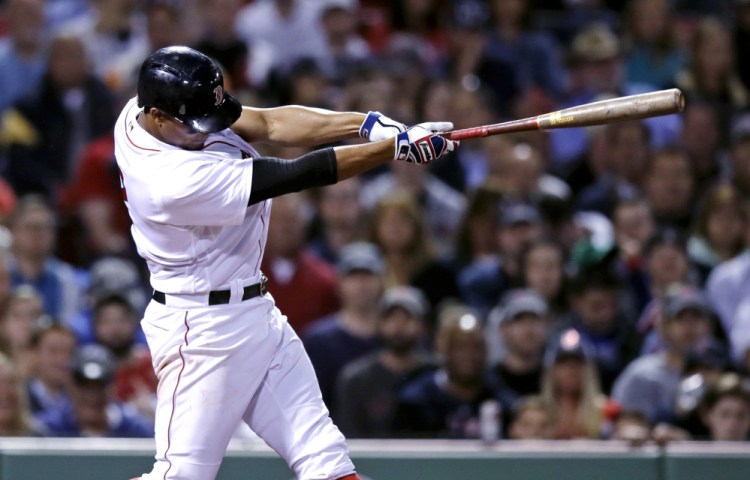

{"left": 231, "top": 107, "right": 417, "bottom": 148}
{"left": 230, "top": 106, "right": 365, "bottom": 146}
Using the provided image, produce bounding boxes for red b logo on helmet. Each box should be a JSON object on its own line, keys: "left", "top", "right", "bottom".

{"left": 213, "top": 86, "right": 223, "bottom": 106}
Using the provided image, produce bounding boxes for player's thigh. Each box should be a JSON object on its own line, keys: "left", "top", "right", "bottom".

{"left": 145, "top": 302, "right": 278, "bottom": 469}
{"left": 242, "top": 315, "right": 354, "bottom": 479}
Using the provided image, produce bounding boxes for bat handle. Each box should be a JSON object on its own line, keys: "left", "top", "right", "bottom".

{"left": 443, "top": 126, "right": 490, "bottom": 141}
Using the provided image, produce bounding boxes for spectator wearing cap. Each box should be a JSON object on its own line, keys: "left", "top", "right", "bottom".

{"left": 318, "top": 0, "right": 370, "bottom": 83}
{"left": 26, "top": 323, "right": 77, "bottom": 419}
{"left": 487, "top": 289, "right": 550, "bottom": 412}
{"left": 541, "top": 328, "right": 611, "bottom": 439}
{"left": 302, "top": 242, "right": 384, "bottom": 411}
{"left": 612, "top": 286, "right": 718, "bottom": 425}
{"left": 92, "top": 294, "right": 157, "bottom": 421}
{"left": 458, "top": 202, "right": 544, "bottom": 317}
{"left": 334, "top": 286, "right": 436, "bottom": 438}
{"left": 36, "top": 344, "right": 153, "bottom": 437}
{"left": 699, "top": 372, "right": 750, "bottom": 441}
{"left": 393, "top": 304, "right": 497, "bottom": 439}
{"left": 549, "top": 23, "right": 679, "bottom": 167}
{"left": 560, "top": 268, "right": 641, "bottom": 394}
{"left": 262, "top": 192, "right": 339, "bottom": 336}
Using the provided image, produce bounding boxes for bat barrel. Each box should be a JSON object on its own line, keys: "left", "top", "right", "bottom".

{"left": 535, "top": 88, "right": 685, "bottom": 130}
{"left": 443, "top": 88, "right": 685, "bottom": 141}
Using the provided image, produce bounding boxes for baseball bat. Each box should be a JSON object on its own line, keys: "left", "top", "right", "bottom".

{"left": 443, "top": 88, "right": 685, "bottom": 141}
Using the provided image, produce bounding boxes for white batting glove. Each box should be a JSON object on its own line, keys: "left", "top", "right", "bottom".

{"left": 394, "top": 124, "right": 458, "bottom": 164}
{"left": 359, "top": 111, "right": 407, "bottom": 142}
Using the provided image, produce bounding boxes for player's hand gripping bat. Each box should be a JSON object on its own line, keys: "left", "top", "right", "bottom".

{"left": 443, "top": 88, "right": 685, "bottom": 141}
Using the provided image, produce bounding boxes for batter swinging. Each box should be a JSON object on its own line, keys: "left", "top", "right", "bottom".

{"left": 116, "top": 46, "right": 456, "bottom": 480}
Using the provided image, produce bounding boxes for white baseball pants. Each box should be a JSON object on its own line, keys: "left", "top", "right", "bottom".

{"left": 138, "top": 295, "right": 356, "bottom": 480}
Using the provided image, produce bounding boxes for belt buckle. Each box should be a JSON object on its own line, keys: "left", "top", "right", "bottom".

{"left": 259, "top": 275, "right": 269, "bottom": 296}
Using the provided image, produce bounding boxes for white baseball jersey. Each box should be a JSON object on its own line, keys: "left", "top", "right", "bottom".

{"left": 114, "top": 97, "right": 268, "bottom": 295}
{"left": 115, "top": 98, "right": 356, "bottom": 480}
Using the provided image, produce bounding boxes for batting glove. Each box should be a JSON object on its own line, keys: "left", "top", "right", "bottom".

{"left": 359, "top": 111, "right": 407, "bottom": 142}
{"left": 394, "top": 124, "right": 458, "bottom": 164}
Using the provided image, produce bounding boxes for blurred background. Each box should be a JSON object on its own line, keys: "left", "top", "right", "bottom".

{"left": 0, "top": 0, "right": 749, "bottom": 476}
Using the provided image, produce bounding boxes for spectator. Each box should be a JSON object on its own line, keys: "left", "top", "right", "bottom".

{"left": 234, "top": 0, "right": 328, "bottom": 77}
{"left": 541, "top": 328, "right": 610, "bottom": 439}
{"left": 368, "top": 193, "right": 460, "bottom": 314}
{"left": 308, "top": 178, "right": 367, "bottom": 265}
{"left": 675, "top": 17, "right": 748, "bottom": 134}
{"left": 575, "top": 121, "right": 651, "bottom": 217}
{"left": 623, "top": 0, "right": 687, "bottom": 88}
{"left": 460, "top": 0, "right": 566, "bottom": 114}
{"left": 92, "top": 294, "right": 156, "bottom": 420}
{"left": 687, "top": 183, "right": 745, "bottom": 278}
{"left": 678, "top": 102, "right": 722, "bottom": 195}
{"left": 0, "top": 285, "right": 45, "bottom": 378}
{"left": 36, "top": 344, "right": 153, "bottom": 437}
{"left": 699, "top": 372, "right": 750, "bottom": 441}
{"left": 0, "top": 248, "right": 14, "bottom": 317}
{"left": 609, "top": 410, "right": 651, "bottom": 446}
{"left": 318, "top": 0, "right": 370, "bottom": 83}
{"left": 334, "top": 286, "right": 435, "bottom": 438}
{"left": 393, "top": 305, "right": 496, "bottom": 439}
{"left": 452, "top": 186, "right": 503, "bottom": 269}
{"left": 360, "top": 159, "right": 467, "bottom": 254}
{"left": 487, "top": 289, "right": 550, "bottom": 410}
{"left": 0, "top": 353, "right": 35, "bottom": 436}
{"left": 520, "top": 238, "right": 568, "bottom": 316}
{"left": 612, "top": 286, "right": 717, "bottom": 425}
{"left": 262, "top": 192, "right": 339, "bottom": 335}
{"left": 302, "top": 242, "right": 384, "bottom": 410}
{"left": 26, "top": 323, "right": 76, "bottom": 417}
{"left": 8, "top": 195, "right": 88, "bottom": 332}
{"left": 562, "top": 268, "right": 641, "bottom": 393}
{"left": 0, "top": 0, "right": 47, "bottom": 113}
{"left": 4, "top": 33, "right": 116, "bottom": 198}
{"left": 192, "top": 0, "right": 259, "bottom": 93}
{"left": 57, "top": 133, "right": 134, "bottom": 265}
{"left": 726, "top": 114, "right": 750, "bottom": 198}
{"left": 458, "top": 203, "right": 545, "bottom": 316}
{"left": 508, "top": 395, "right": 554, "bottom": 440}
{"left": 643, "top": 147, "right": 696, "bottom": 231}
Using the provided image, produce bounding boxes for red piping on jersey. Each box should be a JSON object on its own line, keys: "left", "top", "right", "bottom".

{"left": 125, "top": 104, "right": 161, "bottom": 152}
{"left": 255, "top": 201, "right": 266, "bottom": 271}
{"left": 163, "top": 312, "right": 190, "bottom": 480}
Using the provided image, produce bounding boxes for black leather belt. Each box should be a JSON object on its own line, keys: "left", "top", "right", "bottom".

{"left": 152, "top": 276, "right": 269, "bottom": 306}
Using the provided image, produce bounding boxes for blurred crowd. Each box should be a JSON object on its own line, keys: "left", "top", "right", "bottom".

{"left": 0, "top": 0, "right": 747, "bottom": 445}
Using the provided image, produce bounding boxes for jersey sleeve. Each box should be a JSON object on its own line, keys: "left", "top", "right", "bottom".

{"left": 153, "top": 151, "right": 253, "bottom": 226}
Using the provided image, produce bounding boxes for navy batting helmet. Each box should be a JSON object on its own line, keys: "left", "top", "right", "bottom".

{"left": 137, "top": 46, "right": 242, "bottom": 133}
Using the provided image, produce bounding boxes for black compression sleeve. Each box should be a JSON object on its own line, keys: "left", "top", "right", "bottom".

{"left": 248, "top": 147, "right": 338, "bottom": 205}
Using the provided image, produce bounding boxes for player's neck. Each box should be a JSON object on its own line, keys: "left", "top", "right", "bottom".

{"left": 138, "top": 111, "right": 168, "bottom": 144}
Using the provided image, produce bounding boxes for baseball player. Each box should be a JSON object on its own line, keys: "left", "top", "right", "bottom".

{"left": 116, "top": 46, "right": 457, "bottom": 480}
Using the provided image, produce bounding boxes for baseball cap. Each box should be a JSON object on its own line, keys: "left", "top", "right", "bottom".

{"left": 644, "top": 226, "right": 687, "bottom": 255}
{"left": 498, "top": 203, "right": 542, "bottom": 228}
{"left": 544, "top": 328, "right": 592, "bottom": 367}
{"left": 71, "top": 344, "right": 117, "bottom": 384}
{"left": 322, "top": 0, "right": 358, "bottom": 11}
{"left": 88, "top": 256, "right": 147, "bottom": 313}
{"left": 137, "top": 46, "right": 242, "bottom": 133}
{"left": 337, "top": 242, "right": 384, "bottom": 276}
{"left": 662, "top": 286, "right": 714, "bottom": 319}
{"left": 497, "top": 289, "right": 548, "bottom": 325}
{"left": 569, "top": 23, "right": 620, "bottom": 64}
{"left": 379, "top": 286, "right": 428, "bottom": 318}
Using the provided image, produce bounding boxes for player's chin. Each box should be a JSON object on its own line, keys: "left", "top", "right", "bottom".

{"left": 182, "top": 134, "right": 209, "bottom": 150}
